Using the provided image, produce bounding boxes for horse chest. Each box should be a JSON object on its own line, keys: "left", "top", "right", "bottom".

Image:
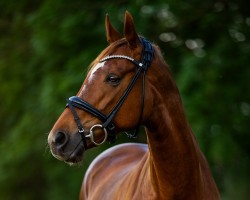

{"left": 84, "top": 169, "right": 156, "bottom": 200}
{"left": 81, "top": 143, "right": 157, "bottom": 200}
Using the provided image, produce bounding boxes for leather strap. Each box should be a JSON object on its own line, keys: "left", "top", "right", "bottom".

{"left": 67, "top": 96, "right": 107, "bottom": 122}
{"left": 66, "top": 98, "right": 87, "bottom": 149}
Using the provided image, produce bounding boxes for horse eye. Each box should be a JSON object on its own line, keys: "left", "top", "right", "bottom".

{"left": 106, "top": 74, "right": 121, "bottom": 86}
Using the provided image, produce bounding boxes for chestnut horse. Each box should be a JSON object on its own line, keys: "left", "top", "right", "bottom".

{"left": 48, "top": 11, "right": 220, "bottom": 200}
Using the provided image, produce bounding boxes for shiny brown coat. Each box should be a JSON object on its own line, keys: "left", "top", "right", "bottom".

{"left": 48, "top": 11, "right": 220, "bottom": 200}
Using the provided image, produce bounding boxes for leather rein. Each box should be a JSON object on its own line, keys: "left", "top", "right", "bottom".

{"left": 66, "top": 38, "right": 154, "bottom": 149}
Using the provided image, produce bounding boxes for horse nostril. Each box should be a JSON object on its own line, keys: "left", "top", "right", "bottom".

{"left": 54, "top": 131, "right": 68, "bottom": 149}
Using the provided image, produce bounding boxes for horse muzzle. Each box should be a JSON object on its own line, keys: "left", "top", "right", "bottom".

{"left": 48, "top": 130, "right": 85, "bottom": 164}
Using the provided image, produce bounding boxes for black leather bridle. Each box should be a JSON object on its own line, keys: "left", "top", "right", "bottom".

{"left": 66, "top": 38, "right": 154, "bottom": 149}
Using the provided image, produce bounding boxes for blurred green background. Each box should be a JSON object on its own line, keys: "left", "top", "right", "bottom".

{"left": 0, "top": 0, "right": 249, "bottom": 199}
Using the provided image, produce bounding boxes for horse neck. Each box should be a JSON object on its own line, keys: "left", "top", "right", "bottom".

{"left": 144, "top": 60, "right": 203, "bottom": 199}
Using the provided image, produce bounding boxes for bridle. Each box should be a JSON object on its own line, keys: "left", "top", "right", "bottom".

{"left": 66, "top": 37, "right": 154, "bottom": 149}
{"left": 66, "top": 38, "right": 153, "bottom": 149}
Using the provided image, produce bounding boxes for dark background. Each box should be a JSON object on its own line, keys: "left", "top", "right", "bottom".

{"left": 0, "top": 0, "right": 249, "bottom": 199}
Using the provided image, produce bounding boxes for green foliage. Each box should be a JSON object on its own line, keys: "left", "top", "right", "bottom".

{"left": 0, "top": 0, "right": 249, "bottom": 199}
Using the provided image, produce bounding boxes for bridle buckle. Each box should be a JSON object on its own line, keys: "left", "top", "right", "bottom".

{"left": 79, "top": 128, "right": 84, "bottom": 133}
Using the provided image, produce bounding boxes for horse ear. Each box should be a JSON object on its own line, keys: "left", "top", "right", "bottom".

{"left": 124, "top": 11, "right": 140, "bottom": 48}
{"left": 105, "top": 14, "right": 122, "bottom": 44}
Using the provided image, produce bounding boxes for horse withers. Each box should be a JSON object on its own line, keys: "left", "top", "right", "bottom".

{"left": 48, "top": 11, "right": 220, "bottom": 200}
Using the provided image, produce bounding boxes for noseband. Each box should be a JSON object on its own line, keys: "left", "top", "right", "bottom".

{"left": 66, "top": 38, "right": 154, "bottom": 149}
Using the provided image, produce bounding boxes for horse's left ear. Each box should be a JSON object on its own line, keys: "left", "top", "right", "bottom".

{"left": 105, "top": 14, "right": 122, "bottom": 44}
{"left": 124, "top": 11, "right": 140, "bottom": 48}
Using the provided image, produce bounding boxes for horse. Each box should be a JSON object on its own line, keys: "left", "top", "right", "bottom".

{"left": 48, "top": 11, "right": 220, "bottom": 200}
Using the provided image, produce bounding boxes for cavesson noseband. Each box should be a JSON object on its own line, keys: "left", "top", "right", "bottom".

{"left": 66, "top": 38, "right": 154, "bottom": 149}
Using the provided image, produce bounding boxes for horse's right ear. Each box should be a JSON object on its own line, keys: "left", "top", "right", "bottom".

{"left": 105, "top": 14, "right": 122, "bottom": 44}
{"left": 124, "top": 11, "right": 140, "bottom": 49}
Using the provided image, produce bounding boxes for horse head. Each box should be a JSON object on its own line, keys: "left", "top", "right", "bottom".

{"left": 48, "top": 11, "right": 155, "bottom": 164}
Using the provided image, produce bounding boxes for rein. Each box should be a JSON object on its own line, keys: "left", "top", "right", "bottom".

{"left": 66, "top": 38, "right": 153, "bottom": 149}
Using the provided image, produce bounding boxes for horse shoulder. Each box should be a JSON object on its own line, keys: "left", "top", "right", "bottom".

{"left": 80, "top": 143, "right": 148, "bottom": 200}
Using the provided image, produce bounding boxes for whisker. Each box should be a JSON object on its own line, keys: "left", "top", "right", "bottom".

{"left": 43, "top": 131, "right": 51, "bottom": 156}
